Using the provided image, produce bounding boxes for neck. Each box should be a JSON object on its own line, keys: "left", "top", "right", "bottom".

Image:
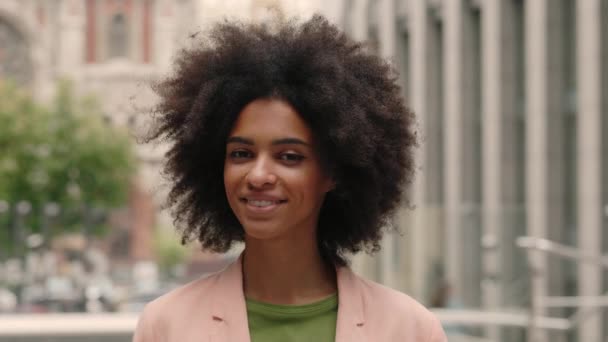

{"left": 242, "top": 234, "right": 337, "bottom": 305}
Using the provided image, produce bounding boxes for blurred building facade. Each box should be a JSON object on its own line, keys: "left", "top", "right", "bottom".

{"left": 0, "top": 0, "right": 319, "bottom": 265}
{"left": 0, "top": 0, "right": 199, "bottom": 265}
{"left": 321, "top": 1, "right": 607, "bottom": 341}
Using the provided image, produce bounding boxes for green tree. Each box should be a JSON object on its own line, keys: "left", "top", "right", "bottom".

{"left": 0, "top": 81, "right": 135, "bottom": 253}
{"left": 153, "top": 226, "right": 189, "bottom": 280}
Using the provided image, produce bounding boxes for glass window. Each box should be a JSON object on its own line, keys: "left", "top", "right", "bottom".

{"left": 108, "top": 13, "right": 129, "bottom": 59}
{"left": 423, "top": 10, "right": 446, "bottom": 303}
{"left": 500, "top": 0, "right": 529, "bottom": 320}
{"left": 460, "top": 4, "right": 482, "bottom": 310}
{"left": 366, "top": 1, "right": 379, "bottom": 53}
{"left": 395, "top": 25, "right": 409, "bottom": 107}
{"left": 544, "top": 0, "right": 577, "bottom": 321}
{"left": 601, "top": 1, "right": 608, "bottom": 338}
{"left": 560, "top": 0, "right": 578, "bottom": 302}
{"left": 426, "top": 11, "right": 444, "bottom": 206}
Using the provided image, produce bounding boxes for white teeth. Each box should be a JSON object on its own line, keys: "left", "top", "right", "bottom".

{"left": 248, "top": 200, "right": 275, "bottom": 207}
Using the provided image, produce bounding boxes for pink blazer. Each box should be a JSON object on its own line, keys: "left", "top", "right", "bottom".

{"left": 133, "top": 256, "right": 447, "bottom": 341}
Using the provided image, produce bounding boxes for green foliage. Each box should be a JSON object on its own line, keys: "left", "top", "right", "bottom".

{"left": 0, "top": 80, "right": 135, "bottom": 246}
{"left": 153, "top": 227, "right": 188, "bottom": 279}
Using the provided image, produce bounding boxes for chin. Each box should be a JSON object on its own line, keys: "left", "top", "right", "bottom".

{"left": 242, "top": 222, "right": 285, "bottom": 241}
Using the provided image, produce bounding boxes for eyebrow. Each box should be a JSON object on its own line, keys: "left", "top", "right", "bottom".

{"left": 226, "top": 136, "right": 310, "bottom": 146}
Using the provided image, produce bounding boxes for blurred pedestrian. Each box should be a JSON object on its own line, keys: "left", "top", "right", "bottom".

{"left": 134, "top": 15, "right": 446, "bottom": 342}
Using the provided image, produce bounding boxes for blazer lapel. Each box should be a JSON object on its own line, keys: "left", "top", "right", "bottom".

{"left": 207, "top": 256, "right": 367, "bottom": 342}
{"left": 209, "top": 255, "right": 251, "bottom": 342}
{"left": 335, "top": 266, "right": 366, "bottom": 342}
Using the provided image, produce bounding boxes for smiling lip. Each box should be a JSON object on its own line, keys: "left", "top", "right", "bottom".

{"left": 240, "top": 196, "right": 287, "bottom": 214}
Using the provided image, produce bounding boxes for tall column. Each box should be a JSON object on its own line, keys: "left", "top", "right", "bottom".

{"left": 576, "top": 0, "right": 602, "bottom": 340}
{"left": 321, "top": 0, "right": 346, "bottom": 28}
{"left": 480, "top": 0, "right": 501, "bottom": 339}
{"left": 57, "top": 0, "right": 86, "bottom": 79}
{"left": 377, "top": 0, "right": 397, "bottom": 289}
{"left": 349, "top": 0, "right": 368, "bottom": 42}
{"left": 32, "top": 1, "right": 53, "bottom": 102}
{"left": 132, "top": 0, "right": 144, "bottom": 62}
{"left": 525, "top": 0, "right": 549, "bottom": 341}
{"left": 377, "top": 0, "right": 395, "bottom": 59}
{"left": 604, "top": 1, "right": 608, "bottom": 338}
{"left": 443, "top": 0, "right": 465, "bottom": 301}
{"left": 155, "top": 0, "right": 176, "bottom": 71}
{"left": 407, "top": 0, "right": 428, "bottom": 302}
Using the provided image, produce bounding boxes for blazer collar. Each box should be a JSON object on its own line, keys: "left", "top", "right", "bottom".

{"left": 209, "top": 254, "right": 251, "bottom": 341}
{"left": 209, "top": 253, "right": 366, "bottom": 342}
{"left": 335, "top": 265, "right": 366, "bottom": 342}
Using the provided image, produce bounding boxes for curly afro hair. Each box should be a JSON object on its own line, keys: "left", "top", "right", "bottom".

{"left": 146, "top": 15, "right": 417, "bottom": 266}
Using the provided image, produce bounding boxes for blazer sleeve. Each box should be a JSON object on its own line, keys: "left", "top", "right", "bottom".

{"left": 132, "top": 305, "right": 158, "bottom": 342}
{"left": 428, "top": 314, "right": 448, "bottom": 342}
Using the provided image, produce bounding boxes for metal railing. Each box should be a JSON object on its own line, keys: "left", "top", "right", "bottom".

{"left": 515, "top": 235, "right": 608, "bottom": 337}
{"left": 424, "top": 236, "right": 608, "bottom": 341}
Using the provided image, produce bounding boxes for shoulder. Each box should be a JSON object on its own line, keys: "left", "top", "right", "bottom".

{"left": 357, "top": 275, "right": 431, "bottom": 316}
{"left": 132, "top": 271, "right": 222, "bottom": 341}
{"left": 351, "top": 273, "right": 446, "bottom": 341}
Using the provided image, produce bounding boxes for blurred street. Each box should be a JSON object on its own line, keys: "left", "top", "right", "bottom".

{"left": 1, "top": 0, "right": 607, "bottom": 341}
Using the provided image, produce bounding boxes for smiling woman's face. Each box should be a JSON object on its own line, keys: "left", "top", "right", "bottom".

{"left": 223, "top": 98, "right": 334, "bottom": 242}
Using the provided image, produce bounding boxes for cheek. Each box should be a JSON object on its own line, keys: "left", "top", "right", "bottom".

{"left": 223, "top": 172, "right": 242, "bottom": 215}
{"left": 291, "top": 171, "right": 330, "bottom": 202}
{"left": 223, "top": 165, "right": 240, "bottom": 195}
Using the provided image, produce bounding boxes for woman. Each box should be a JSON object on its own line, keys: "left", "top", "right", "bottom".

{"left": 134, "top": 15, "right": 446, "bottom": 342}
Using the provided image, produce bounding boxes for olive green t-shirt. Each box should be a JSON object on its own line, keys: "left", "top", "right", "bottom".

{"left": 245, "top": 294, "right": 338, "bottom": 342}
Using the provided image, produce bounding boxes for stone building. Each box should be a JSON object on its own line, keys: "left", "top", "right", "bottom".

{"left": 321, "top": 1, "right": 607, "bottom": 341}
{"left": 0, "top": 0, "right": 319, "bottom": 264}
{"left": 0, "top": 0, "right": 200, "bottom": 265}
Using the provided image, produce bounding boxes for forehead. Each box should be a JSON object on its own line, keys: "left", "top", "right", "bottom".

{"left": 229, "top": 98, "right": 313, "bottom": 141}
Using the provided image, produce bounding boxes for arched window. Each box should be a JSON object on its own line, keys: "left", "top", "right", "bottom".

{"left": 108, "top": 13, "right": 128, "bottom": 58}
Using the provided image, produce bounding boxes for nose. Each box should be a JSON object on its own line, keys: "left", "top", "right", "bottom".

{"left": 246, "top": 155, "right": 277, "bottom": 189}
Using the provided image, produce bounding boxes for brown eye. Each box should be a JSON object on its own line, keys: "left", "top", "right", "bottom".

{"left": 229, "top": 150, "right": 252, "bottom": 160}
{"left": 279, "top": 153, "right": 305, "bottom": 164}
